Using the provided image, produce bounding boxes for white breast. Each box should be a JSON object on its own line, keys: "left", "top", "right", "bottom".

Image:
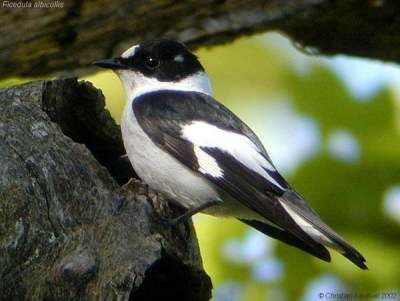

{"left": 119, "top": 71, "right": 265, "bottom": 220}
{"left": 121, "top": 100, "right": 266, "bottom": 220}
{"left": 121, "top": 99, "right": 219, "bottom": 209}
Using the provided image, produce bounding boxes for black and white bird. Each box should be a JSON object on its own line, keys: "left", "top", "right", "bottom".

{"left": 95, "top": 39, "right": 367, "bottom": 269}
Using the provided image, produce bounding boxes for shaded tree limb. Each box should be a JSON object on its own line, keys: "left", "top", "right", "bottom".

{"left": 0, "top": 0, "right": 399, "bottom": 79}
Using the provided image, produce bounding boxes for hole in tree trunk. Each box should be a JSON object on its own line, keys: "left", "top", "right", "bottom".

{"left": 130, "top": 255, "right": 212, "bottom": 301}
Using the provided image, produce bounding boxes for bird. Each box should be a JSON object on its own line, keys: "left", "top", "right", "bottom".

{"left": 94, "top": 39, "right": 367, "bottom": 269}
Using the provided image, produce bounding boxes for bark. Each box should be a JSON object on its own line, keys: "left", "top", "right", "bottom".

{"left": 1, "top": 0, "right": 399, "bottom": 79}
{"left": 0, "top": 79, "right": 212, "bottom": 301}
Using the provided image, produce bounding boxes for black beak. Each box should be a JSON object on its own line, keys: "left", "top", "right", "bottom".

{"left": 93, "top": 58, "right": 126, "bottom": 69}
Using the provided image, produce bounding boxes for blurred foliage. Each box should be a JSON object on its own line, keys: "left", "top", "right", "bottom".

{"left": 192, "top": 35, "right": 400, "bottom": 300}
{"left": 0, "top": 77, "right": 32, "bottom": 89}
{"left": 2, "top": 32, "right": 400, "bottom": 301}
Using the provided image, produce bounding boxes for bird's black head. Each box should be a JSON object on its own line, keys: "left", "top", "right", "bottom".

{"left": 94, "top": 39, "right": 204, "bottom": 82}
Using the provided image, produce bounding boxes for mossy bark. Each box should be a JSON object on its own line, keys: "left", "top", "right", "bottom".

{"left": 0, "top": 79, "right": 211, "bottom": 300}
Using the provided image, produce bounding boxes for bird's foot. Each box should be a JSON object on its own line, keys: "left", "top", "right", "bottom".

{"left": 153, "top": 198, "right": 222, "bottom": 227}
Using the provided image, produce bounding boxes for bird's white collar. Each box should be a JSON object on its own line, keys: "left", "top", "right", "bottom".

{"left": 117, "top": 70, "right": 212, "bottom": 102}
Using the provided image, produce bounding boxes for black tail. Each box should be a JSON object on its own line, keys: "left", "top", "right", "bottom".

{"left": 278, "top": 191, "right": 368, "bottom": 270}
{"left": 239, "top": 219, "right": 331, "bottom": 262}
{"left": 317, "top": 227, "right": 368, "bottom": 270}
{"left": 240, "top": 218, "right": 368, "bottom": 270}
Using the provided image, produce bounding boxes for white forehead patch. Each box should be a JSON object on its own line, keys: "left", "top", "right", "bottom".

{"left": 121, "top": 44, "right": 139, "bottom": 58}
{"left": 174, "top": 54, "right": 184, "bottom": 63}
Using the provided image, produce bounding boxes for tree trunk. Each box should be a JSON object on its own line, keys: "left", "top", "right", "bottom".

{"left": 1, "top": 0, "right": 399, "bottom": 79}
{"left": 0, "top": 79, "right": 211, "bottom": 300}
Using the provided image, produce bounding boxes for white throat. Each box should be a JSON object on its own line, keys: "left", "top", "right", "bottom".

{"left": 116, "top": 70, "right": 212, "bottom": 102}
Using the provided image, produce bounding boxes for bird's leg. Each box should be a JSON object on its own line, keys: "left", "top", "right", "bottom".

{"left": 155, "top": 199, "right": 222, "bottom": 227}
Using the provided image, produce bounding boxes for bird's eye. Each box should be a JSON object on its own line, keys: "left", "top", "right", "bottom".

{"left": 144, "top": 55, "right": 160, "bottom": 69}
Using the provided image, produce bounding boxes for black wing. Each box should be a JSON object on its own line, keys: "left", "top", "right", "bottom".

{"left": 133, "top": 90, "right": 366, "bottom": 268}
{"left": 134, "top": 91, "right": 323, "bottom": 243}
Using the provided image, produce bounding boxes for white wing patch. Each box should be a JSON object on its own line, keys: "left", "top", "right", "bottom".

{"left": 182, "top": 121, "right": 284, "bottom": 189}
{"left": 193, "top": 146, "right": 223, "bottom": 177}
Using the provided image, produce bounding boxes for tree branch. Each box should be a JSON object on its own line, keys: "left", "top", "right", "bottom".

{"left": 1, "top": 0, "right": 399, "bottom": 79}
{"left": 0, "top": 79, "right": 211, "bottom": 300}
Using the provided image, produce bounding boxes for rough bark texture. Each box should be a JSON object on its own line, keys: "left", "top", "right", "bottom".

{"left": 1, "top": 0, "right": 399, "bottom": 79}
{"left": 0, "top": 79, "right": 212, "bottom": 301}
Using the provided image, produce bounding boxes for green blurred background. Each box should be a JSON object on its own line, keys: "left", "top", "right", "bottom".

{"left": 3, "top": 32, "right": 400, "bottom": 300}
